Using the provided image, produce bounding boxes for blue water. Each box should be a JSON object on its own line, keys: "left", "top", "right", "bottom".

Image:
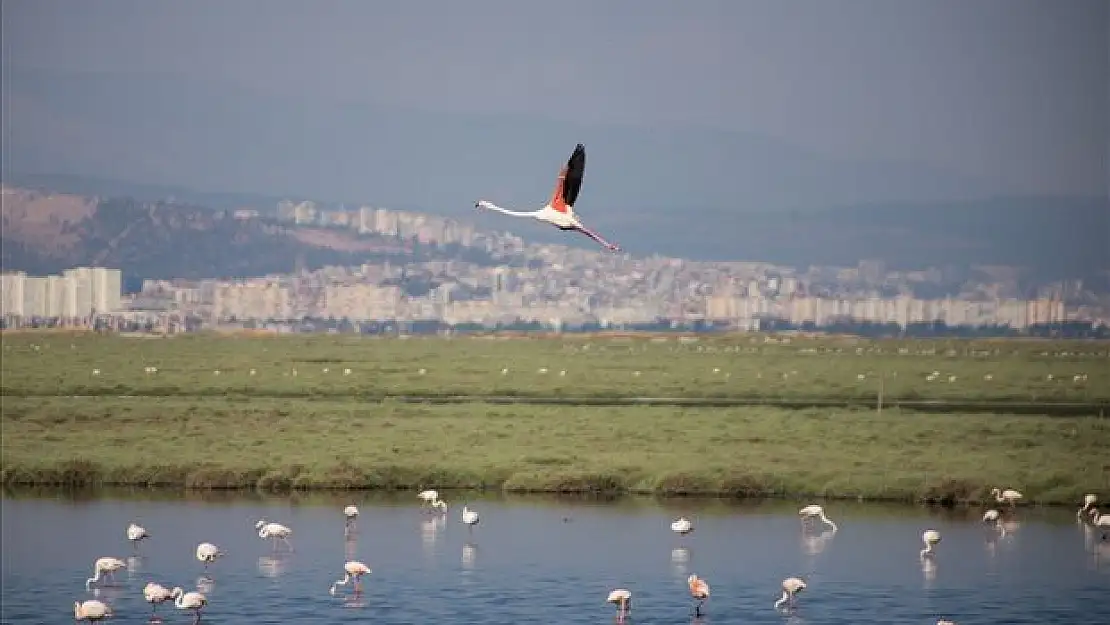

{"left": 1, "top": 491, "right": 1106, "bottom": 624}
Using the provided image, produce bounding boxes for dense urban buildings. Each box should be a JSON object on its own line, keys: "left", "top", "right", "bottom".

{"left": 1, "top": 267, "right": 122, "bottom": 322}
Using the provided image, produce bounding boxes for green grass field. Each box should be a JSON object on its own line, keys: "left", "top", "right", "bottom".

{"left": 1, "top": 332, "right": 1107, "bottom": 402}
{"left": 1, "top": 396, "right": 1106, "bottom": 504}
{"left": 2, "top": 332, "right": 1107, "bottom": 504}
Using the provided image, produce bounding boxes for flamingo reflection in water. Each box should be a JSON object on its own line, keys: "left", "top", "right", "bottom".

{"left": 462, "top": 543, "right": 478, "bottom": 569}
{"left": 671, "top": 546, "right": 690, "bottom": 577}
{"left": 801, "top": 528, "right": 836, "bottom": 556}
{"left": 921, "top": 555, "right": 938, "bottom": 587}
{"left": 258, "top": 554, "right": 290, "bottom": 578}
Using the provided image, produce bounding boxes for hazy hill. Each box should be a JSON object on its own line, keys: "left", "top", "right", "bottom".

{"left": 0, "top": 188, "right": 497, "bottom": 284}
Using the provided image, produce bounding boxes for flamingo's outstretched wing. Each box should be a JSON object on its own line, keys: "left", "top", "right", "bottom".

{"left": 550, "top": 143, "right": 586, "bottom": 212}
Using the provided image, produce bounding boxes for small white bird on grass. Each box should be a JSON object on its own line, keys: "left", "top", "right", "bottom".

{"left": 774, "top": 577, "right": 807, "bottom": 611}
{"left": 256, "top": 519, "right": 294, "bottom": 551}
{"left": 606, "top": 588, "right": 632, "bottom": 620}
{"left": 85, "top": 557, "right": 127, "bottom": 589}
{"left": 127, "top": 522, "right": 149, "bottom": 550}
{"left": 920, "top": 529, "right": 942, "bottom": 558}
{"left": 991, "top": 488, "right": 1024, "bottom": 507}
{"left": 330, "top": 560, "right": 372, "bottom": 596}
{"left": 74, "top": 599, "right": 112, "bottom": 622}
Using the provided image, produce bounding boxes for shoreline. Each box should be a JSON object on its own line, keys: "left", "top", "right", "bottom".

{"left": 0, "top": 461, "right": 1089, "bottom": 507}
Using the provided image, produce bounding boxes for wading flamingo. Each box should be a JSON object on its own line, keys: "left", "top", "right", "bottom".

{"left": 343, "top": 505, "right": 359, "bottom": 537}
{"left": 606, "top": 588, "right": 632, "bottom": 620}
{"left": 475, "top": 143, "right": 621, "bottom": 252}
{"left": 461, "top": 505, "right": 480, "bottom": 533}
{"left": 195, "top": 542, "right": 223, "bottom": 571}
{"left": 773, "top": 577, "right": 806, "bottom": 610}
{"left": 256, "top": 519, "right": 294, "bottom": 551}
{"left": 171, "top": 587, "right": 207, "bottom": 624}
{"left": 74, "top": 599, "right": 112, "bottom": 622}
{"left": 330, "top": 560, "right": 372, "bottom": 596}
{"left": 85, "top": 557, "right": 126, "bottom": 589}
{"left": 991, "top": 488, "right": 1024, "bottom": 507}
{"left": 1089, "top": 507, "right": 1110, "bottom": 538}
{"left": 799, "top": 504, "right": 838, "bottom": 531}
{"left": 143, "top": 582, "right": 174, "bottom": 617}
{"left": 671, "top": 517, "right": 694, "bottom": 536}
{"left": 1080, "top": 494, "right": 1097, "bottom": 519}
{"left": 126, "top": 522, "right": 149, "bottom": 550}
{"left": 982, "top": 509, "right": 1005, "bottom": 536}
{"left": 937, "top": 620, "right": 957, "bottom": 625}
{"left": 688, "top": 574, "right": 710, "bottom": 617}
{"left": 920, "top": 529, "right": 942, "bottom": 558}
{"left": 417, "top": 490, "right": 439, "bottom": 511}
{"left": 430, "top": 498, "right": 448, "bottom": 513}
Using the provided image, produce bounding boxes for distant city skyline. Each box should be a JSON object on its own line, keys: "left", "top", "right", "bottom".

{"left": 3, "top": 0, "right": 1106, "bottom": 217}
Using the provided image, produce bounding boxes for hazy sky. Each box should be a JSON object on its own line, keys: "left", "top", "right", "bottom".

{"left": 3, "top": 0, "right": 1107, "bottom": 197}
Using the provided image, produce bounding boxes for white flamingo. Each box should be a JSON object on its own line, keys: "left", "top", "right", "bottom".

{"left": 671, "top": 517, "right": 694, "bottom": 536}
{"left": 476, "top": 143, "right": 621, "bottom": 251}
{"left": 85, "top": 556, "right": 126, "bottom": 589}
{"left": 1079, "top": 494, "right": 1097, "bottom": 519}
{"left": 606, "top": 588, "right": 632, "bottom": 620}
{"left": 126, "top": 522, "right": 149, "bottom": 550}
{"left": 461, "top": 505, "right": 480, "bottom": 533}
{"left": 991, "top": 488, "right": 1024, "bottom": 506}
{"left": 920, "top": 529, "right": 942, "bottom": 558}
{"left": 774, "top": 577, "right": 806, "bottom": 610}
{"left": 143, "top": 582, "right": 174, "bottom": 617}
{"left": 195, "top": 542, "right": 223, "bottom": 571}
{"left": 1089, "top": 507, "right": 1110, "bottom": 538}
{"left": 343, "top": 505, "right": 359, "bottom": 536}
{"left": 799, "top": 504, "right": 838, "bottom": 531}
{"left": 256, "top": 519, "right": 294, "bottom": 551}
{"left": 330, "top": 560, "right": 372, "bottom": 596}
{"left": 171, "top": 587, "right": 207, "bottom": 624}
{"left": 937, "top": 620, "right": 957, "bottom": 625}
{"left": 982, "top": 509, "right": 1005, "bottom": 536}
{"left": 430, "top": 498, "right": 448, "bottom": 513}
{"left": 688, "top": 574, "right": 710, "bottom": 617}
{"left": 417, "top": 490, "right": 439, "bottom": 510}
{"left": 74, "top": 599, "right": 112, "bottom": 622}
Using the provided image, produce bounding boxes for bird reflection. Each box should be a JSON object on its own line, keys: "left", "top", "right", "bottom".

{"left": 1000, "top": 519, "right": 1020, "bottom": 539}
{"left": 343, "top": 592, "right": 369, "bottom": 609}
{"left": 195, "top": 576, "right": 215, "bottom": 595}
{"left": 422, "top": 515, "right": 446, "bottom": 557}
{"left": 921, "top": 556, "right": 938, "bottom": 587}
{"left": 801, "top": 529, "right": 836, "bottom": 556}
{"left": 671, "top": 547, "right": 690, "bottom": 577}
{"left": 344, "top": 536, "right": 358, "bottom": 560}
{"left": 257, "top": 554, "right": 289, "bottom": 578}
{"left": 127, "top": 556, "right": 143, "bottom": 577}
{"left": 91, "top": 586, "right": 123, "bottom": 603}
{"left": 462, "top": 543, "right": 477, "bottom": 569}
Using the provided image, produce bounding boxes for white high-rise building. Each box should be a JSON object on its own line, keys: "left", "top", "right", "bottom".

{"left": 1, "top": 272, "right": 26, "bottom": 317}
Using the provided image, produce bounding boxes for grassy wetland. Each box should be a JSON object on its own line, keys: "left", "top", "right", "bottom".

{"left": 1, "top": 332, "right": 1108, "bottom": 503}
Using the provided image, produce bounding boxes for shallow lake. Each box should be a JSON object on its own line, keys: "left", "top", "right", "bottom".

{"left": 1, "top": 489, "right": 1105, "bottom": 624}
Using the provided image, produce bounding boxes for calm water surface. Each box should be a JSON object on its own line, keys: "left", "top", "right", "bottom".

{"left": 1, "top": 490, "right": 1106, "bottom": 625}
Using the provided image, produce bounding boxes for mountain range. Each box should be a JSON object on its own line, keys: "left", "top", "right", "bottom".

{"left": 2, "top": 67, "right": 1106, "bottom": 280}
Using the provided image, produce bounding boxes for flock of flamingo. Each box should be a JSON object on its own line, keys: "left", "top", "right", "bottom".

{"left": 72, "top": 487, "right": 1107, "bottom": 624}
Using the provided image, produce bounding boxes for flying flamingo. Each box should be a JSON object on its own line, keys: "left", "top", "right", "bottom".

{"left": 330, "top": 560, "right": 372, "bottom": 596}
{"left": 799, "top": 504, "right": 838, "bottom": 531}
{"left": 773, "top": 577, "right": 807, "bottom": 611}
{"left": 74, "top": 599, "right": 112, "bottom": 622}
{"left": 171, "top": 587, "right": 207, "bottom": 624}
{"left": 143, "top": 582, "right": 174, "bottom": 618}
{"left": 606, "top": 588, "right": 632, "bottom": 620}
{"left": 126, "top": 522, "right": 150, "bottom": 550}
{"left": 920, "top": 529, "right": 942, "bottom": 558}
{"left": 461, "top": 505, "right": 480, "bottom": 534}
{"left": 990, "top": 488, "right": 1024, "bottom": 507}
{"left": 1079, "top": 494, "right": 1097, "bottom": 519}
{"left": 687, "top": 574, "right": 710, "bottom": 617}
{"left": 195, "top": 542, "right": 223, "bottom": 571}
{"left": 475, "top": 143, "right": 621, "bottom": 252}
{"left": 85, "top": 556, "right": 127, "bottom": 589}
{"left": 343, "top": 505, "right": 359, "bottom": 537}
{"left": 256, "top": 519, "right": 294, "bottom": 551}
{"left": 671, "top": 517, "right": 694, "bottom": 536}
